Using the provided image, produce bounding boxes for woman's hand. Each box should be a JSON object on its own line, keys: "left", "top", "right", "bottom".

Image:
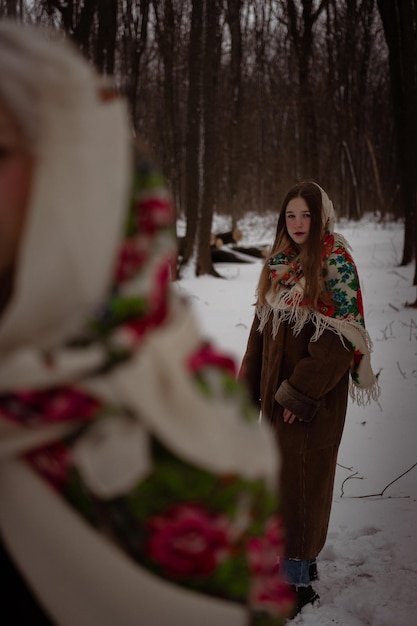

{"left": 283, "top": 408, "right": 299, "bottom": 424}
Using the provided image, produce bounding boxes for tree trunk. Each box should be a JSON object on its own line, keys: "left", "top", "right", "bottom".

{"left": 341, "top": 141, "right": 360, "bottom": 219}
{"left": 196, "top": 0, "right": 222, "bottom": 276}
{"left": 225, "top": 0, "right": 243, "bottom": 227}
{"left": 377, "top": 0, "right": 417, "bottom": 277}
{"left": 286, "top": 0, "right": 327, "bottom": 180}
{"left": 152, "top": 0, "right": 181, "bottom": 204}
{"left": 120, "top": 0, "right": 150, "bottom": 130}
{"left": 96, "top": 0, "right": 118, "bottom": 75}
{"left": 180, "top": 0, "right": 204, "bottom": 272}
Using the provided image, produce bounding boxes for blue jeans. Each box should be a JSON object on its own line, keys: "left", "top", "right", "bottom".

{"left": 282, "top": 558, "right": 316, "bottom": 587}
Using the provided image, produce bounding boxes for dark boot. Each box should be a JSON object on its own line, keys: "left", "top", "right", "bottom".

{"left": 309, "top": 560, "right": 319, "bottom": 581}
{"left": 288, "top": 584, "right": 320, "bottom": 619}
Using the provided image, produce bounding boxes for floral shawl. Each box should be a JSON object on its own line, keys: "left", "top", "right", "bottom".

{"left": 0, "top": 158, "right": 293, "bottom": 625}
{"left": 0, "top": 23, "right": 292, "bottom": 624}
{"left": 257, "top": 200, "right": 379, "bottom": 405}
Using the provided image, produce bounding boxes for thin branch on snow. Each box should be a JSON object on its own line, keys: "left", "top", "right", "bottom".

{"left": 396, "top": 361, "right": 407, "bottom": 379}
{"left": 399, "top": 317, "right": 417, "bottom": 341}
{"left": 340, "top": 471, "right": 364, "bottom": 497}
{"left": 379, "top": 322, "right": 395, "bottom": 340}
{"left": 379, "top": 326, "right": 389, "bottom": 340}
{"left": 390, "top": 270, "right": 408, "bottom": 281}
{"left": 337, "top": 462, "right": 354, "bottom": 471}
{"left": 340, "top": 462, "right": 417, "bottom": 500}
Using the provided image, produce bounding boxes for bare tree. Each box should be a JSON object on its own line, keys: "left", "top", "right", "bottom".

{"left": 225, "top": 0, "right": 243, "bottom": 226}
{"left": 0, "top": 0, "right": 23, "bottom": 16}
{"left": 180, "top": 0, "right": 203, "bottom": 271}
{"left": 95, "top": 0, "right": 118, "bottom": 75}
{"left": 118, "top": 0, "right": 151, "bottom": 129}
{"left": 324, "top": 0, "right": 382, "bottom": 219}
{"left": 0, "top": 0, "right": 399, "bottom": 281}
{"left": 196, "top": 0, "right": 222, "bottom": 276}
{"left": 377, "top": 0, "right": 417, "bottom": 298}
{"left": 152, "top": 0, "right": 184, "bottom": 208}
{"left": 284, "top": 0, "right": 328, "bottom": 180}
{"left": 41, "top": 0, "right": 98, "bottom": 56}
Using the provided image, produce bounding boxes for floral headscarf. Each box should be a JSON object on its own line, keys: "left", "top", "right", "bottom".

{"left": 0, "top": 20, "right": 292, "bottom": 625}
{"left": 257, "top": 184, "right": 379, "bottom": 404}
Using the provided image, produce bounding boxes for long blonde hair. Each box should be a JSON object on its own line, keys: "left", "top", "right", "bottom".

{"left": 256, "top": 181, "right": 329, "bottom": 309}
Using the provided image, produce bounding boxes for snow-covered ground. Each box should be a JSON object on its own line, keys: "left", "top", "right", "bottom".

{"left": 175, "top": 214, "right": 417, "bottom": 626}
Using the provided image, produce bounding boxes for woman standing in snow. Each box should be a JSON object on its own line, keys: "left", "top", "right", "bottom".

{"left": 0, "top": 20, "right": 292, "bottom": 626}
{"left": 239, "top": 181, "right": 379, "bottom": 617}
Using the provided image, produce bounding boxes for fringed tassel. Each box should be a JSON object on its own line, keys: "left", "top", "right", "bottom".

{"left": 349, "top": 378, "right": 381, "bottom": 406}
{"left": 257, "top": 301, "right": 353, "bottom": 346}
{"left": 256, "top": 304, "right": 272, "bottom": 334}
{"left": 256, "top": 300, "right": 381, "bottom": 404}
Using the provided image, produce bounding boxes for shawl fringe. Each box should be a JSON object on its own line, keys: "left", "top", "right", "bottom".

{"left": 349, "top": 377, "right": 381, "bottom": 406}
{"left": 257, "top": 299, "right": 373, "bottom": 352}
{"left": 256, "top": 301, "right": 380, "bottom": 404}
{"left": 257, "top": 229, "right": 381, "bottom": 404}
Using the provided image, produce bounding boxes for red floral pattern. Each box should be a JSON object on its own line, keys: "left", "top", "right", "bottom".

{"left": 187, "top": 343, "right": 237, "bottom": 377}
{"left": 115, "top": 239, "right": 146, "bottom": 284}
{"left": 26, "top": 442, "right": 72, "bottom": 492}
{"left": 146, "top": 504, "right": 230, "bottom": 578}
{"left": 0, "top": 388, "right": 100, "bottom": 426}
{"left": 136, "top": 196, "right": 173, "bottom": 235}
{"left": 247, "top": 517, "right": 284, "bottom": 576}
{"left": 250, "top": 576, "right": 295, "bottom": 618}
{"left": 0, "top": 155, "right": 292, "bottom": 625}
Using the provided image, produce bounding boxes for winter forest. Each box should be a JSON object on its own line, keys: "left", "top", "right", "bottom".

{"left": 1, "top": 0, "right": 416, "bottom": 289}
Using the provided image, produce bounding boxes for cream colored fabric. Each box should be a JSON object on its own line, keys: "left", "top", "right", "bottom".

{"left": 0, "top": 21, "right": 281, "bottom": 625}
{"left": 0, "top": 23, "right": 131, "bottom": 353}
{"left": 75, "top": 296, "right": 278, "bottom": 493}
{"left": 313, "top": 182, "right": 335, "bottom": 233}
{"left": 0, "top": 459, "right": 247, "bottom": 626}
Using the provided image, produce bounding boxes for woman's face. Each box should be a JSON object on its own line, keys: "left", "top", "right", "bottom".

{"left": 0, "top": 99, "right": 33, "bottom": 274}
{"left": 285, "top": 196, "right": 311, "bottom": 247}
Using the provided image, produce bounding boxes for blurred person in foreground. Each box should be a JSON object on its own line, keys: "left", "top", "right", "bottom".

{"left": 239, "top": 181, "right": 380, "bottom": 617}
{"left": 0, "top": 20, "right": 293, "bottom": 626}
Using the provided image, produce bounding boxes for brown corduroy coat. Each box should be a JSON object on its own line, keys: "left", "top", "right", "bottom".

{"left": 240, "top": 314, "right": 354, "bottom": 560}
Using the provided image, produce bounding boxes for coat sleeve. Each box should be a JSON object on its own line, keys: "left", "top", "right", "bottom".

{"left": 275, "top": 329, "right": 353, "bottom": 422}
{"left": 238, "top": 315, "right": 263, "bottom": 408}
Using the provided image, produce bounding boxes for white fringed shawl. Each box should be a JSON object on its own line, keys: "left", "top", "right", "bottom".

{"left": 257, "top": 186, "right": 380, "bottom": 405}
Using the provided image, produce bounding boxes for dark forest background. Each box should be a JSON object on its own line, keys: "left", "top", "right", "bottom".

{"left": 1, "top": 1, "right": 416, "bottom": 293}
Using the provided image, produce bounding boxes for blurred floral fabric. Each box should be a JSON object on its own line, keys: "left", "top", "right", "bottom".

{"left": 0, "top": 151, "right": 293, "bottom": 624}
